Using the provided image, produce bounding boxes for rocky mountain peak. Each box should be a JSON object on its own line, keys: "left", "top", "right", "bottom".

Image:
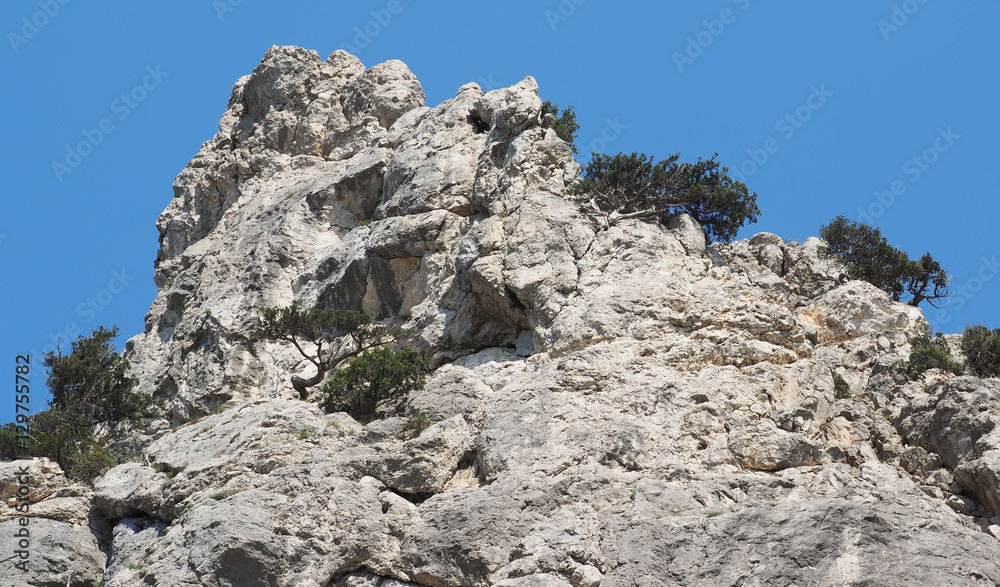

{"left": 11, "top": 47, "right": 1000, "bottom": 587}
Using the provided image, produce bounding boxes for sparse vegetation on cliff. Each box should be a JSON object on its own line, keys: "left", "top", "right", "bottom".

{"left": 961, "top": 324, "right": 1000, "bottom": 378}
{"left": 541, "top": 100, "right": 579, "bottom": 154}
{"left": 893, "top": 322, "right": 965, "bottom": 380}
{"left": 249, "top": 304, "right": 392, "bottom": 400}
{"left": 320, "top": 346, "right": 426, "bottom": 422}
{"left": 819, "top": 216, "right": 950, "bottom": 308}
{"left": 0, "top": 327, "right": 158, "bottom": 481}
{"left": 571, "top": 151, "right": 760, "bottom": 242}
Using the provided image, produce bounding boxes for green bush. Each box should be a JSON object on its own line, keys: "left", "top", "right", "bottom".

{"left": 832, "top": 369, "right": 851, "bottom": 399}
{"left": 28, "top": 411, "right": 123, "bottom": 481}
{"left": 893, "top": 323, "right": 964, "bottom": 380}
{"left": 819, "top": 216, "right": 950, "bottom": 308}
{"left": 0, "top": 423, "right": 25, "bottom": 461}
{"left": 961, "top": 324, "right": 1000, "bottom": 378}
{"left": 403, "top": 410, "right": 434, "bottom": 438}
{"left": 571, "top": 151, "right": 760, "bottom": 242}
{"left": 320, "top": 347, "right": 426, "bottom": 423}
{"left": 541, "top": 101, "right": 579, "bottom": 153}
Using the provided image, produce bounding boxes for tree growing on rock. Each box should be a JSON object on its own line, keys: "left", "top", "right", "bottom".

{"left": 44, "top": 326, "right": 156, "bottom": 434}
{"left": 249, "top": 303, "right": 394, "bottom": 400}
{"left": 570, "top": 151, "right": 760, "bottom": 242}
{"left": 11, "top": 326, "right": 158, "bottom": 481}
{"left": 320, "top": 347, "right": 426, "bottom": 422}
{"left": 541, "top": 101, "right": 579, "bottom": 154}
{"left": 819, "top": 216, "right": 950, "bottom": 308}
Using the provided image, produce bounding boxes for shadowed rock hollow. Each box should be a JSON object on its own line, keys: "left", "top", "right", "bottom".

{"left": 7, "top": 46, "right": 1000, "bottom": 587}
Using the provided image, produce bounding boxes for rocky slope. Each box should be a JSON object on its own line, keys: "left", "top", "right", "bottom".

{"left": 7, "top": 46, "right": 1000, "bottom": 586}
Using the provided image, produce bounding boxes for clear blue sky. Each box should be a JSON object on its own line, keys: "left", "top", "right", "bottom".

{"left": 1, "top": 1, "right": 997, "bottom": 423}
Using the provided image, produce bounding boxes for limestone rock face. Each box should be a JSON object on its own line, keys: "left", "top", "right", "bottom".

{"left": 895, "top": 376, "right": 1000, "bottom": 515}
{"left": 0, "top": 459, "right": 105, "bottom": 587}
{"left": 13, "top": 46, "right": 1000, "bottom": 585}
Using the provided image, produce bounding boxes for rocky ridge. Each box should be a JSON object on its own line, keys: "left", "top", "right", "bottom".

{"left": 6, "top": 46, "right": 1000, "bottom": 586}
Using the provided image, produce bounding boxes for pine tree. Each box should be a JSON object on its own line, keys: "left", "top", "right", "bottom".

{"left": 571, "top": 151, "right": 760, "bottom": 242}
{"left": 250, "top": 304, "right": 392, "bottom": 399}
{"left": 819, "top": 216, "right": 950, "bottom": 308}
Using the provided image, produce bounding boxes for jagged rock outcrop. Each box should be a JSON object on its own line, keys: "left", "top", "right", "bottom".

{"left": 12, "top": 46, "right": 1000, "bottom": 585}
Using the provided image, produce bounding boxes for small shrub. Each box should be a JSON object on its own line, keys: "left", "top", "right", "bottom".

{"left": 541, "top": 101, "right": 579, "bottom": 153}
{"left": 961, "top": 324, "right": 1000, "bottom": 378}
{"left": 403, "top": 410, "right": 434, "bottom": 438}
{"left": 17, "top": 326, "right": 159, "bottom": 482}
{"left": 893, "top": 323, "right": 964, "bottom": 380}
{"left": 320, "top": 347, "right": 426, "bottom": 423}
{"left": 72, "top": 445, "right": 119, "bottom": 481}
{"left": 297, "top": 428, "right": 310, "bottom": 440}
{"left": 153, "top": 462, "right": 185, "bottom": 478}
{"left": 831, "top": 369, "right": 851, "bottom": 399}
{"left": 209, "top": 488, "right": 243, "bottom": 500}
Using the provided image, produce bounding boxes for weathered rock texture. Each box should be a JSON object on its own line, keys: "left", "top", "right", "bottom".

{"left": 9, "top": 46, "right": 1000, "bottom": 586}
{"left": 0, "top": 459, "right": 107, "bottom": 587}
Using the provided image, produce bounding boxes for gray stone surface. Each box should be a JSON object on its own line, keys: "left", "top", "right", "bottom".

{"left": 896, "top": 376, "right": 1000, "bottom": 516}
{"left": 8, "top": 46, "right": 1000, "bottom": 586}
{"left": 0, "top": 517, "right": 104, "bottom": 587}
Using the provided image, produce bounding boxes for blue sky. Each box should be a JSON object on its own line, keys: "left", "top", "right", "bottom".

{"left": 1, "top": 1, "right": 997, "bottom": 423}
